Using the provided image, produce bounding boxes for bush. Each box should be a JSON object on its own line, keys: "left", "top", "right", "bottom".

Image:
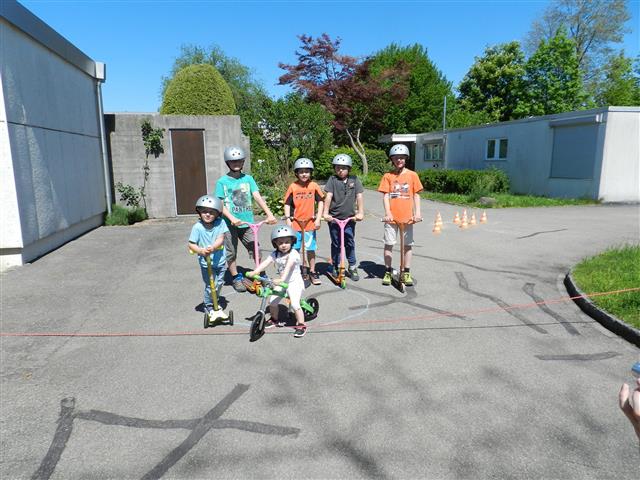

{"left": 160, "top": 64, "right": 236, "bottom": 115}
{"left": 105, "top": 205, "right": 148, "bottom": 226}
{"left": 419, "top": 167, "right": 509, "bottom": 195}
{"left": 316, "top": 147, "right": 389, "bottom": 180}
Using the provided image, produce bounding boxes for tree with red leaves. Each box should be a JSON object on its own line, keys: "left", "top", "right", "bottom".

{"left": 279, "top": 34, "right": 408, "bottom": 176}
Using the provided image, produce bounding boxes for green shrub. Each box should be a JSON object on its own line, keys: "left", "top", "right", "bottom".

{"left": 360, "top": 172, "right": 383, "bottom": 189}
{"left": 105, "top": 205, "right": 148, "bottom": 226}
{"left": 160, "top": 64, "right": 236, "bottom": 115}
{"left": 419, "top": 167, "right": 510, "bottom": 195}
{"left": 316, "top": 147, "right": 389, "bottom": 180}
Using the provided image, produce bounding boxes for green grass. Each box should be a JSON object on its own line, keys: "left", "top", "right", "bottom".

{"left": 572, "top": 245, "right": 640, "bottom": 329}
{"left": 105, "top": 204, "right": 148, "bottom": 225}
{"left": 421, "top": 192, "right": 599, "bottom": 208}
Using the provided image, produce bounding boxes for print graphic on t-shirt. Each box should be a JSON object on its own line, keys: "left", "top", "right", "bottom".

{"left": 390, "top": 181, "right": 410, "bottom": 200}
{"left": 226, "top": 184, "right": 251, "bottom": 214}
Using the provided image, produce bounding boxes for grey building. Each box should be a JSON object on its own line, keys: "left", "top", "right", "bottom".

{"left": 381, "top": 107, "right": 640, "bottom": 202}
{"left": 0, "top": 0, "right": 110, "bottom": 270}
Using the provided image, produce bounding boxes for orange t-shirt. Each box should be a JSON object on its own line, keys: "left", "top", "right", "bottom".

{"left": 284, "top": 181, "right": 324, "bottom": 231}
{"left": 377, "top": 169, "right": 424, "bottom": 223}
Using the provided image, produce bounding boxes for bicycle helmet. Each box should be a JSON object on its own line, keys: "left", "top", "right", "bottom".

{"left": 293, "top": 157, "right": 314, "bottom": 171}
{"left": 389, "top": 144, "right": 410, "bottom": 157}
{"left": 270, "top": 225, "right": 296, "bottom": 248}
{"left": 195, "top": 195, "right": 223, "bottom": 213}
{"left": 332, "top": 153, "right": 353, "bottom": 167}
{"left": 224, "top": 146, "right": 246, "bottom": 162}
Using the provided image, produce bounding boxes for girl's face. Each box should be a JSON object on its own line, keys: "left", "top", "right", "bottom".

{"left": 334, "top": 165, "right": 350, "bottom": 179}
{"left": 295, "top": 168, "right": 312, "bottom": 182}
{"left": 390, "top": 155, "right": 407, "bottom": 170}
{"left": 198, "top": 208, "right": 219, "bottom": 223}
{"left": 274, "top": 237, "right": 293, "bottom": 253}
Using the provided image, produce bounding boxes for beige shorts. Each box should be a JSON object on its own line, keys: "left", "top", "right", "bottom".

{"left": 383, "top": 223, "right": 415, "bottom": 246}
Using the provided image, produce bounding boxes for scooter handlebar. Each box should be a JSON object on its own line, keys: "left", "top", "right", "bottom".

{"left": 244, "top": 273, "right": 289, "bottom": 289}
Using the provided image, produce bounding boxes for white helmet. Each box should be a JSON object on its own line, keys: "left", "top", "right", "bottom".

{"left": 270, "top": 225, "right": 296, "bottom": 247}
{"left": 224, "top": 146, "right": 246, "bottom": 162}
{"left": 195, "top": 195, "right": 222, "bottom": 213}
{"left": 332, "top": 153, "right": 353, "bottom": 167}
{"left": 293, "top": 157, "right": 314, "bottom": 171}
{"left": 389, "top": 144, "right": 410, "bottom": 157}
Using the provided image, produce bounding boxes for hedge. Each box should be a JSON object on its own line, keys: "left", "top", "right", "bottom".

{"left": 418, "top": 167, "right": 510, "bottom": 195}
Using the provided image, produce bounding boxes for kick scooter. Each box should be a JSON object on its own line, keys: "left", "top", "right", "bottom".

{"left": 240, "top": 220, "right": 267, "bottom": 294}
{"left": 244, "top": 273, "right": 319, "bottom": 342}
{"left": 325, "top": 217, "right": 355, "bottom": 289}
{"left": 204, "top": 255, "right": 234, "bottom": 328}
{"left": 284, "top": 215, "right": 317, "bottom": 286}
{"left": 382, "top": 219, "right": 419, "bottom": 293}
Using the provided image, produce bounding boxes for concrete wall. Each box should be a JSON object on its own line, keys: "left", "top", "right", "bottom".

{"left": 598, "top": 108, "right": 640, "bottom": 202}
{"left": 107, "top": 113, "right": 249, "bottom": 218}
{"left": 0, "top": 8, "right": 106, "bottom": 271}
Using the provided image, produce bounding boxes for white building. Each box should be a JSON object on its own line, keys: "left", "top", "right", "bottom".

{"left": 381, "top": 107, "right": 639, "bottom": 202}
{"left": 0, "top": 0, "right": 110, "bottom": 270}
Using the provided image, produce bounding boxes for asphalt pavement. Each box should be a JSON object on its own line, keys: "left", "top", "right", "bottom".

{"left": 1, "top": 189, "right": 639, "bottom": 479}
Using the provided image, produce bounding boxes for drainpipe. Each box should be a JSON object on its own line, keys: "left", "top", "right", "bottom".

{"left": 95, "top": 62, "right": 112, "bottom": 215}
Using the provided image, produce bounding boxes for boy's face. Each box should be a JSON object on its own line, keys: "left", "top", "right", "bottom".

{"left": 390, "top": 155, "right": 408, "bottom": 169}
{"left": 295, "top": 168, "right": 312, "bottom": 182}
{"left": 274, "top": 237, "right": 292, "bottom": 253}
{"left": 226, "top": 159, "right": 244, "bottom": 172}
{"left": 198, "top": 208, "right": 219, "bottom": 222}
{"left": 334, "top": 165, "right": 350, "bottom": 179}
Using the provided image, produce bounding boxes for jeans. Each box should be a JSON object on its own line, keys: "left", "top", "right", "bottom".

{"left": 328, "top": 220, "right": 357, "bottom": 268}
{"left": 200, "top": 264, "right": 225, "bottom": 307}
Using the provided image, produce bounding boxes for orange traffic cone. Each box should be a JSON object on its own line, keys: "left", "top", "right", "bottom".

{"left": 453, "top": 212, "right": 460, "bottom": 224}
{"left": 470, "top": 213, "right": 477, "bottom": 226}
{"left": 433, "top": 222, "right": 442, "bottom": 234}
{"left": 459, "top": 215, "right": 468, "bottom": 229}
{"left": 435, "top": 211, "right": 443, "bottom": 227}
{"left": 480, "top": 211, "right": 488, "bottom": 223}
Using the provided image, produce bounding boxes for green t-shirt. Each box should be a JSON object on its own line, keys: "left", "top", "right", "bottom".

{"left": 215, "top": 173, "right": 259, "bottom": 228}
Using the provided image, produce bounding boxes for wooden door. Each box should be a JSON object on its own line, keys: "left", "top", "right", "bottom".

{"left": 171, "top": 129, "right": 207, "bottom": 215}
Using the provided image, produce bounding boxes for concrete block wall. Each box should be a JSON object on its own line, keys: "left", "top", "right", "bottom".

{"left": 106, "top": 113, "right": 249, "bottom": 218}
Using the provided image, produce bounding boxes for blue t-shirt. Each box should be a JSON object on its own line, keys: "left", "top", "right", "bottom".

{"left": 189, "top": 218, "right": 228, "bottom": 269}
{"left": 215, "top": 173, "right": 259, "bottom": 228}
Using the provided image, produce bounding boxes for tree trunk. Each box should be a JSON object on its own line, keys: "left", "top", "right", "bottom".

{"left": 345, "top": 127, "right": 368, "bottom": 176}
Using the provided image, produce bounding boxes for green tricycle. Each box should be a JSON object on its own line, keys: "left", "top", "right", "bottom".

{"left": 245, "top": 273, "right": 319, "bottom": 342}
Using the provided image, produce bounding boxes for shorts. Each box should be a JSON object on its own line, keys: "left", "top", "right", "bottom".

{"left": 224, "top": 225, "right": 257, "bottom": 263}
{"left": 383, "top": 223, "right": 415, "bottom": 246}
{"left": 294, "top": 230, "right": 317, "bottom": 252}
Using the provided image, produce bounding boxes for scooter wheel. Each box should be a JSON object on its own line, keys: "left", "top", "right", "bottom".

{"left": 203, "top": 312, "right": 209, "bottom": 329}
{"left": 228, "top": 311, "right": 234, "bottom": 326}
{"left": 249, "top": 312, "right": 265, "bottom": 342}
{"left": 304, "top": 298, "right": 319, "bottom": 321}
{"left": 340, "top": 278, "right": 346, "bottom": 289}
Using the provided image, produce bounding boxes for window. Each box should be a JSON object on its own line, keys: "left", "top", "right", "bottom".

{"left": 423, "top": 143, "right": 442, "bottom": 162}
{"left": 486, "top": 138, "right": 508, "bottom": 160}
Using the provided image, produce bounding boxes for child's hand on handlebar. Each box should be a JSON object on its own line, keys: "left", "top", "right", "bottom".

{"left": 355, "top": 213, "right": 364, "bottom": 221}
{"left": 203, "top": 245, "right": 215, "bottom": 255}
{"left": 323, "top": 214, "right": 333, "bottom": 223}
{"left": 265, "top": 214, "right": 277, "bottom": 225}
{"left": 230, "top": 216, "right": 243, "bottom": 226}
{"left": 314, "top": 218, "right": 322, "bottom": 230}
{"left": 382, "top": 214, "right": 394, "bottom": 223}
{"left": 412, "top": 215, "right": 423, "bottom": 223}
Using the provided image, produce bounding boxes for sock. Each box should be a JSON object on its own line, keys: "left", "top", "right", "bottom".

{"left": 403, "top": 268, "right": 410, "bottom": 273}
{"left": 386, "top": 267, "right": 393, "bottom": 272}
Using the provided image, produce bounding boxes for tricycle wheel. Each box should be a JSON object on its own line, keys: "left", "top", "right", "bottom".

{"left": 249, "top": 312, "right": 265, "bottom": 342}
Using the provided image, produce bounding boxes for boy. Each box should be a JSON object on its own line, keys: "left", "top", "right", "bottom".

{"left": 188, "top": 195, "right": 228, "bottom": 316}
{"left": 284, "top": 158, "right": 324, "bottom": 285}
{"left": 377, "top": 144, "right": 423, "bottom": 286}
{"left": 322, "top": 153, "right": 364, "bottom": 281}
{"left": 215, "top": 146, "right": 276, "bottom": 292}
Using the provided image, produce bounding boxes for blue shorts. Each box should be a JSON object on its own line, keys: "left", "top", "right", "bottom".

{"left": 294, "top": 230, "right": 317, "bottom": 252}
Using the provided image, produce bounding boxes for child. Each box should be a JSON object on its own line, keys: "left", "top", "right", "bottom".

{"left": 284, "top": 157, "right": 324, "bottom": 285}
{"left": 215, "top": 146, "right": 276, "bottom": 292}
{"left": 247, "top": 225, "right": 308, "bottom": 338}
{"left": 377, "top": 144, "right": 423, "bottom": 286}
{"left": 322, "top": 153, "right": 364, "bottom": 281}
{"left": 188, "top": 195, "right": 229, "bottom": 316}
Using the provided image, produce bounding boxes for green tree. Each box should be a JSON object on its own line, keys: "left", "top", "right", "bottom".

{"left": 525, "top": 0, "right": 631, "bottom": 86}
{"left": 594, "top": 52, "right": 640, "bottom": 106}
{"left": 457, "top": 42, "right": 526, "bottom": 122}
{"left": 260, "top": 93, "right": 334, "bottom": 181}
{"left": 161, "top": 45, "right": 270, "bottom": 154}
{"left": 368, "top": 43, "right": 453, "bottom": 135}
{"left": 517, "top": 29, "right": 587, "bottom": 116}
{"left": 160, "top": 64, "right": 236, "bottom": 115}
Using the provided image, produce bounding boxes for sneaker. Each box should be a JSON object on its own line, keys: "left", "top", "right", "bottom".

{"left": 402, "top": 271, "right": 414, "bottom": 286}
{"left": 277, "top": 319, "right": 287, "bottom": 328}
{"left": 382, "top": 271, "right": 392, "bottom": 286}
{"left": 293, "top": 325, "right": 307, "bottom": 338}
{"left": 265, "top": 318, "right": 276, "bottom": 329}
{"left": 348, "top": 266, "right": 359, "bottom": 281}
{"left": 310, "top": 271, "right": 321, "bottom": 285}
{"left": 232, "top": 276, "right": 247, "bottom": 292}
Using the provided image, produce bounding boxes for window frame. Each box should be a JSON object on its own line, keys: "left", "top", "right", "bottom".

{"left": 486, "top": 138, "right": 508, "bottom": 160}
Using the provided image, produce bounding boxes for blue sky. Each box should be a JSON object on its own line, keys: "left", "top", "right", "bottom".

{"left": 20, "top": 0, "right": 640, "bottom": 113}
